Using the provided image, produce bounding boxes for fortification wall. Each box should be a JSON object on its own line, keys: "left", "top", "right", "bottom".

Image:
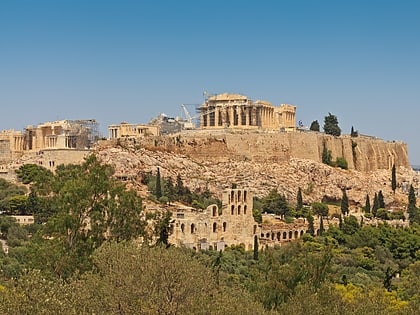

{"left": 153, "top": 131, "right": 410, "bottom": 172}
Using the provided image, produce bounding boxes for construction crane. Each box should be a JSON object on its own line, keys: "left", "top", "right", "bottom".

{"left": 180, "top": 103, "right": 220, "bottom": 130}
{"left": 181, "top": 104, "right": 197, "bottom": 129}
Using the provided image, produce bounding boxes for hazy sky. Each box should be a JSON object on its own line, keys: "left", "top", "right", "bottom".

{"left": 1, "top": 1, "right": 419, "bottom": 164}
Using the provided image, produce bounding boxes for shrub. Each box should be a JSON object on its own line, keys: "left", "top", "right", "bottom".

{"left": 336, "top": 157, "right": 348, "bottom": 169}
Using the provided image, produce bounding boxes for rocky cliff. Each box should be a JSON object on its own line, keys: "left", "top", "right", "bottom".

{"left": 133, "top": 130, "right": 410, "bottom": 172}
{"left": 95, "top": 131, "right": 416, "bottom": 209}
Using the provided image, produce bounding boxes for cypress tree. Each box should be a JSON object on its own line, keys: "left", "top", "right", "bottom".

{"left": 364, "top": 194, "right": 371, "bottom": 213}
{"left": 372, "top": 192, "right": 379, "bottom": 217}
{"left": 176, "top": 173, "right": 184, "bottom": 197}
{"left": 391, "top": 164, "right": 397, "bottom": 193}
{"left": 164, "top": 177, "right": 175, "bottom": 204}
{"left": 378, "top": 190, "right": 385, "bottom": 209}
{"left": 319, "top": 216, "right": 324, "bottom": 236}
{"left": 341, "top": 189, "right": 349, "bottom": 216}
{"left": 308, "top": 215, "right": 315, "bottom": 236}
{"left": 155, "top": 167, "right": 162, "bottom": 199}
{"left": 296, "top": 187, "right": 303, "bottom": 211}
{"left": 253, "top": 235, "right": 259, "bottom": 260}
{"left": 408, "top": 184, "right": 417, "bottom": 221}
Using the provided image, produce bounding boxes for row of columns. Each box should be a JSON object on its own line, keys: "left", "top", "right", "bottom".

{"left": 13, "top": 136, "right": 24, "bottom": 151}
{"left": 201, "top": 105, "right": 278, "bottom": 128}
{"left": 108, "top": 127, "right": 119, "bottom": 140}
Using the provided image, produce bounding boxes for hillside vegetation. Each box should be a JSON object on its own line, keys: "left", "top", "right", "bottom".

{"left": 0, "top": 145, "right": 419, "bottom": 314}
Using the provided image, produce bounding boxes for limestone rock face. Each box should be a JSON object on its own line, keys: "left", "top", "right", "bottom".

{"left": 94, "top": 134, "right": 416, "bottom": 208}
{"left": 130, "top": 131, "right": 410, "bottom": 172}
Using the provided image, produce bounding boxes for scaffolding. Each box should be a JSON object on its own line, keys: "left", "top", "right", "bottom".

{"left": 67, "top": 119, "right": 100, "bottom": 146}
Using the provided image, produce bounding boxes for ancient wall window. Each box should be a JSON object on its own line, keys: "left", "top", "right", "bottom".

{"left": 300, "top": 230, "right": 304, "bottom": 237}
{"left": 266, "top": 233, "right": 270, "bottom": 238}
{"left": 223, "top": 222, "right": 227, "bottom": 232}
{"left": 181, "top": 223, "right": 185, "bottom": 233}
{"left": 191, "top": 224, "right": 195, "bottom": 234}
{"left": 238, "top": 205, "right": 241, "bottom": 215}
{"left": 289, "top": 231, "right": 293, "bottom": 239}
{"left": 213, "top": 222, "right": 217, "bottom": 233}
{"left": 244, "top": 191, "right": 247, "bottom": 202}
{"left": 277, "top": 232, "right": 281, "bottom": 241}
{"left": 238, "top": 190, "right": 241, "bottom": 201}
{"left": 231, "top": 191, "right": 235, "bottom": 203}
{"left": 294, "top": 231, "right": 299, "bottom": 239}
{"left": 244, "top": 205, "right": 247, "bottom": 215}
{"left": 283, "top": 232, "right": 287, "bottom": 239}
{"left": 212, "top": 206, "right": 217, "bottom": 217}
{"left": 271, "top": 233, "right": 275, "bottom": 240}
{"left": 231, "top": 205, "right": 235, "bottom": 215}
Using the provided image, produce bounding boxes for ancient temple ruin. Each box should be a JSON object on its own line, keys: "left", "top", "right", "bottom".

{"left": 24, "top": 119, "right": 99, "bottom": 151}
{"left": 108, "top": 122, "right": 160, "bottom": 140}
{"left": 0, "top": 120, "right": 98, "bottom": 179}
{"left": 199, "top": 93, "right": 296, "bottom": 131}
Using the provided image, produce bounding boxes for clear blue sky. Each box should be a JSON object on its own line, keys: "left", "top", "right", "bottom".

{"left": 1, "top": 1, "right": 419, "bottom": 164}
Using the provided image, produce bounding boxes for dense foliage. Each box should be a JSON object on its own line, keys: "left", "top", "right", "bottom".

{"left": 0, "top": 156, "right": 419, "bottom": 314}
{"left": 323, "top": 112, "right": 341, "bottom": 136}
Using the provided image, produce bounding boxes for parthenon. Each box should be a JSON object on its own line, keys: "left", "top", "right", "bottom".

{"left": 199, "top": 93, "right": 296, "bottom": 131}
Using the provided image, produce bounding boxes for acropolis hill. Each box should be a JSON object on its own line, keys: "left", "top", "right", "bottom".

{"left": 0, "top": 93, "right": 415, "bottom": 206}
{"left": 0, "top": 93, "right": 416, "bottom": 249}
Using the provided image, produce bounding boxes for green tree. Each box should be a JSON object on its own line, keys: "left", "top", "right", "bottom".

{"left": 364, "top": 194, "right": 371, "bottom": 213}
{"left": 323, "top": 112, "right": 341, "bottom": 136}
{"left": 341, "top": 189, "right": 349, "bottom": 216}
{"left": 23, "top": 155, "right": 146, "bottom": 279}
{"left": 372, "top": 192, "right": 379, "bottom": 217}
{"left": 391, "top": 164, "right": 397, "bottom": 193}
{"left": 319, "top": 216, "right": 324, "bottom": 236}
{"left": 15, "top": 164, "right": 53, "bottom": 186}
{"left": 307, "top": 215, "right": 315, "bottom": 236}
{"left": 408, "top": 184, "right": 417, "bottom": 222}
{"left": 155, "top": 167, "right": 162, "bottom": 199}
{"left": 164, "top": 176, "right": 175, "bottom": 204}
{"left": 261, "top": 189, "right": 289, "bottom": 216}
{"left": 341, "top": 215, "right": 360, "bottom": 235}
{"left": 5, "top": 195, "right": 28, "bottom": 215}
{"left": 311, "top": 202, "right": 329, "bottom": 217}
{"left": 296, "top": 187, "right": 303, "bottom": 211}
{"left": 0, "top": 178, "right": 27, "bottom": 213}
{"left": 253, "top": 235, "right": 259, "bottom": 260}
{"left": 378, "top": 190, "right": 385, "bottom": 209}
{"left": 154, "top": 210, "right": 173, "bottom": 246}
{"left": 310, "top": 120, "right": 320, "bottom": 132}
{"left": 322, "top": 142, "right": 332, "bottom": 166}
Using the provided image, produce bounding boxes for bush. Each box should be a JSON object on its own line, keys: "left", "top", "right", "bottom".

{"left": 336, "top": 157, "right": 348, "bottom": 169}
